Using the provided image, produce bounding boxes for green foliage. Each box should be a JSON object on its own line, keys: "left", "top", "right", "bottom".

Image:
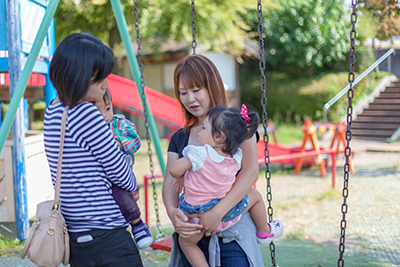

{"left": 358, "top": 0, "right": 400, "bottom": 41}
{"left": 54, "top": 0, "right": 127, "bottom": 52}
{"left": 54, "top": 0, "right": 270, "bottom": 58}
{"left": 354, "top": 46, "right": 376, "bottom": 72}
{"left": 240, "top": 57, "right": 394, "bottom": 123}
{"left": 140, "top": 0, "right": 256, "bottom": 57}
{"left": 355, "top": 10, "right": 379, "bottom": 45}
{"left": 0, "top": 223, "right": 24, "bottom": 257}
{"left": 32, "top": 101, "right": 46, "bottom": 121}
{"left": 264, "top": 0, "right": 350, "bottom": 76}
{"left": 0, "top": 236, "right": 23, "bottom": 256}
{"left": 273, "top": 123, "right": 304, "bottom": 144}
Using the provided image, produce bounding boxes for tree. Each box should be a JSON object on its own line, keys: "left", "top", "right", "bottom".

{"left": 54, "top": 0, "right": 135, "bottom": 56}
{"left": 358, "top": 0, "right": 400, "bottom": 41}
{"left": 264, "top": 0, "right": 350, "bottom": 76}
{"left": 54, "top": 0, "right": 267, "bottom": 58}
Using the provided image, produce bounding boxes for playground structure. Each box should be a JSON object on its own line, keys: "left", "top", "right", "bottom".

{"left": 107, "top": 74, "right": 185, "bottom": 132}
{"left": 0, "top": 0, "right": 57, "bottom": 240}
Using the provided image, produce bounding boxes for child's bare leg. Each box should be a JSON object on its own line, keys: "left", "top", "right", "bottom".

{"left": 179, "top": 231, "right": 208, "bottom": 267}
{"left": 242, "top": 188, "right": 284, "bottom": 244}
{"left": 243, "top": 188, "right": 270, "bottom": 233}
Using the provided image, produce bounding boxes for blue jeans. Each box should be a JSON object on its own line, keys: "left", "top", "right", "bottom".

{"left": 178, "top": 235, "right": 250, "bottom": 267}
{"left": 69, "top": 227, "right": 143, "bottom": 267}
{"left": 179, "top": 194, "right": 249, "bottom": 222}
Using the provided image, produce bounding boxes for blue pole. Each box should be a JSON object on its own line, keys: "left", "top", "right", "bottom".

{"left": 44, "top": 18, "right": 56, "bottom": 107}
{"left": 23, "top": 99, "right": 28, "bottom": 130}
{"left": 6, "top": 0, "right": 29, "bottom": 240}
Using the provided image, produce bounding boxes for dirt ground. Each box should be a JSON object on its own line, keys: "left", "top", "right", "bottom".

{"left": 140, "top": 139, "right": 400, "bottom": 265}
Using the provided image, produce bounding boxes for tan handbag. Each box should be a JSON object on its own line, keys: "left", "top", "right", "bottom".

{"left": 21, "top": 107, "right": 70, "bottom": 267}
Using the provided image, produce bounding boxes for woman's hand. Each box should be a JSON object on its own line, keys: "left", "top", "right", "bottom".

{"left": 195, "top": 207, "right": 224, "bottom": 236}
{"left": 170, "top": 208, "right": 203, "bottom": 238}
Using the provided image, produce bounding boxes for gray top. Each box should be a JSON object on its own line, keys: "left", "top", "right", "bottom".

{"left": 168, "top": 212, "right": 264, "bottom": 267}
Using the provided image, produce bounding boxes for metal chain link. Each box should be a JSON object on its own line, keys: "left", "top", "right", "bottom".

{"left": 191, "top": 0, "right": 197, "bottom": 54}
{"left": 257, "top": 1, "right": 277, "bottom": 266}
{"left": 134, "top": 0, "right": 164, "bottom": 239}
{"left": 338, "top": 1, "right": 357, "bottom": 266}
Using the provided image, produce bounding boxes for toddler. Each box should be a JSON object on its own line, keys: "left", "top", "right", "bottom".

{"left": 94, "top": 88, "right": 153, "bottom": 250}
{"left": 170, "top": 105, "right": 284, "bottom": 267}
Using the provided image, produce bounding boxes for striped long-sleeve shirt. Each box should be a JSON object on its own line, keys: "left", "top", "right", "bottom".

{"left": 44, "top": 101, "right": 137, "bottom": 233}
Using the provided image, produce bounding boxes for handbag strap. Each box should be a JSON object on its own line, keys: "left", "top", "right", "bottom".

{"left": 54, "top": 107, "right": 69, "bottom": 208}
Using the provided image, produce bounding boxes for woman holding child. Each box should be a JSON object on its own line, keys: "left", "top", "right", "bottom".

{"left": 163, "top": 54, "right": 269, "bottom": 267}
{"left": 43, "top": 33, "right": 144, "bottom": 267}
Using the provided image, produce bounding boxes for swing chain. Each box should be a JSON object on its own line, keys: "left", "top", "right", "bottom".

{"left": 338, "top": 1, "right": 357, "bottom": 266}
{"left": 191, "top": 0, "right": 197, "bottom": 54}
{"left": 258, "top": 1, "right": 277, "bottom": 266}
{"left": 134, "top": 0, "right": 164, "bottom": 239}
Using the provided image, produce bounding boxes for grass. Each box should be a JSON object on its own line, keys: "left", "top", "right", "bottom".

{"left": 273, "top": 122, "right": 304, "bottom": 144}
{"left": 263, "top": 238, "right": 398, "bottom": 267}
{"left": 0, "top": 224, "right": 24, "bottom": 257}
{"left": 141, "top": 237, "right": 400, "bottom": 266}
{"left": 0, "top": 237, "right": 23, "bottom": 257}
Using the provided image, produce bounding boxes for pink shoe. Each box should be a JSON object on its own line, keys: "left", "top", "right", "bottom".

{"left": 257, "top": 220, "right": 284, "bottom": 245}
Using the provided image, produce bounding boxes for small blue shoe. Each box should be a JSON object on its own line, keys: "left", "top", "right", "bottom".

{"left": 132, "top": 222, "right": 153, "bottom": 249}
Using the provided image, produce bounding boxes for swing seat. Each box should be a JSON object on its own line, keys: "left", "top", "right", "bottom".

{"left": 150, "top": 236, "right": 173, "bottom": 252}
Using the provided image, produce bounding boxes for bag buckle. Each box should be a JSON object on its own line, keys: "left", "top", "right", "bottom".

{"left": 47, "top": 228, "right": 56, "bottom": 235}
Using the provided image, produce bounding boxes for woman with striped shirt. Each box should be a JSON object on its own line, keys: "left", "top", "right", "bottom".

{"left": 44, "top": 33, "right": 143, "bottom": 267}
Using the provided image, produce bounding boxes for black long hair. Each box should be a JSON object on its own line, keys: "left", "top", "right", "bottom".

{"left": 207, "top": 106, "right": 259, "bottom": 156}
{"left": 49, "top": 32, "right": 114, "bottom": 107}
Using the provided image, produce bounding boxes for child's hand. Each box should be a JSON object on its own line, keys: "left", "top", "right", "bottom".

{"left": 172, "top": 177, "right": 184, "bottom": 193}
{"left": 131, "top": 186, "right": 140, "bottom": 201}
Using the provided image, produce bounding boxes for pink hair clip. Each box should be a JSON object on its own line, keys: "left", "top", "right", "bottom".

{"left": 240, "top": 104, "right": 250, "bottom": 126}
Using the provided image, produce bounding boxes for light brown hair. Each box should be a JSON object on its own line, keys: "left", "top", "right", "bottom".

{"left": 173, "top": 55, "right": 228, "bottom": 131}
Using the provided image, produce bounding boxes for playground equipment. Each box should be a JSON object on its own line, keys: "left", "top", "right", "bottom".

{"left": 256, "top": 1, "right": 357, "bottom": 265}
{"left": 107, "top": 74, "right": 184, "bottom": 132}
{"left": 293, "top": 118, "right": 355, "bottom": 188}
{"left": 256, "top": 140, "right": 338, "bottom": 187}
{"left": 0, "top": 0, "right": 56, "bottom": 239}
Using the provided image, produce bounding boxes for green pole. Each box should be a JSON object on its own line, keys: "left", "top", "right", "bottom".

{"left": 110, "top": 0, "right": 166, "bottom": 176}
{"left": 0, "top": 0, "right": 60, "bottom": 153}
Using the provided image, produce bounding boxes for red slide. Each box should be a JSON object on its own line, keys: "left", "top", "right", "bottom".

{"left": 107, "top": 74, "right": 185, "bottom": 132}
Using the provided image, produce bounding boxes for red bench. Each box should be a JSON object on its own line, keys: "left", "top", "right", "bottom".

{"left": 258, "top": 147, "right": 337, "bottom": 188}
